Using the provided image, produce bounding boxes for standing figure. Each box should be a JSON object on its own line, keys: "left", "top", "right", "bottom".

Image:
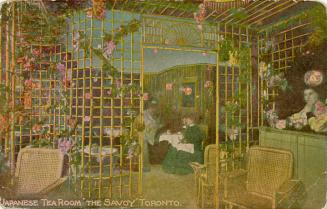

{"left": 133, "top": 100, "right": 161, "bottom": 172}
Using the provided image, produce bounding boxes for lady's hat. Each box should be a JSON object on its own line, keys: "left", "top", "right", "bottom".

{"left": 304, "top": 70, "right": 324, "bottom": 87}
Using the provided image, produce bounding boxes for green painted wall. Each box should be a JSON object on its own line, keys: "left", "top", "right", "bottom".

{"left": 144, "top": 63, "right": 215, "bottom": 120}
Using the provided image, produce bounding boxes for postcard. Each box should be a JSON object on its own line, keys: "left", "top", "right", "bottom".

{"left": 0, "top": 0, "right": 326, "bottom": 208}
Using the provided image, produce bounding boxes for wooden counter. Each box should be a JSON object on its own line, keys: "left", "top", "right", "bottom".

{"left": 259, "top": 127, "right": 327, "bottom": 208}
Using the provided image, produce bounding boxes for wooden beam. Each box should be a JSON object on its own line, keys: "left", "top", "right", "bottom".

{"left": 249, "top": 2, "right": 298, "bottom": 26}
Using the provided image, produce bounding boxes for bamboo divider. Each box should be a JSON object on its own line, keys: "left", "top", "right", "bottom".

{"left": 5, "top": 17, "right": 10, "bottom": 158}
{"left": 65, "top": 10, "right": 143, "bottom": 199}
{"left": 10, "top": 2, "right": 16, "bottom": 175}
{"left": 214, "top": 22, "right": 220, "bottom": 209}
{"left": 257, "top": 17, "right": 311, "bottom": 114}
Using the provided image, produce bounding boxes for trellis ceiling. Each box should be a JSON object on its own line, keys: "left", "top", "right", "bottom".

{"left": 41, "top": 0, "right": 315, "bottom": 30}
{"left": 105, "top": 0, "right": 310, "bottom": 29}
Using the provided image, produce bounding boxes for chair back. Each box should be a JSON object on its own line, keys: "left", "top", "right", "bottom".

{"left": 246, "top": 146, "right": 293, "bottom": 198}
{"left": 204, "top": 144, "right": 219, "bottom": 184}
{"left": 199, "top": 124, "right": 208, "bottom": 148}
{"left": 15, "top": 148, "right": 64, "bottom": 196}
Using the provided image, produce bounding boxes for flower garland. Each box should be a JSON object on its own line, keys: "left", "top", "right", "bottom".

{"left": 193, "top": 3, "right": 206, "bottom": 30}
{"left": 87, "top": 0, "right": 106, "bottom": 19}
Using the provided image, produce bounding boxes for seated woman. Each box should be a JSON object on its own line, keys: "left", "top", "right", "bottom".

{"left": 287, "top": 87, "right": 327, "bottom": 133}
{"left": 162, "top": 113, "right": 205, "bottom": 175}
{"left": 303, "top": 88, "right": 327, "bottom": 133}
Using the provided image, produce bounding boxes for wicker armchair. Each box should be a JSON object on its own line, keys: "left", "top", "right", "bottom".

{"left": 223, "top": 146, "right": 305, "bottom": 209}
{"left": 198, "top": 124, "right": 208, "bottom": 149}
{"left": 190, "top": 144, "right": 218, "bottom": 209}
{"left": 12, "top": 148, "right": 67, "bottom": 197}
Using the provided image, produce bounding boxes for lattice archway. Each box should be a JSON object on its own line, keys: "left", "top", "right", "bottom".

{"left": 163, "top": 23, "right": 202, "bottom": 47}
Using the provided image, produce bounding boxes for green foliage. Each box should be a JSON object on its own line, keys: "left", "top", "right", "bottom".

{"left": 105, "top": 0, "right": 199, "bottom": 14}
{"left": 229, "top": 8, "right": 248, "bottom": 21}
{"left": 0, "top": 152, "right": 8, "bottom": 173}
{"left": 103, "top": 19, "right": 141, "bottom": 43}
{"left": 91, "top": 19, "right": 142, "bottom": 98}
{"left": 17, "top": 3, "right": 67, "bottom": 45}
{"left": 69, "top": 138, "right": 82, "bottom": 166}
{"left": 31, "top": 138, "right": 53, "bottom": 148}
{"left": 262, "top": 4, "right": 327, "bottom": 46}
{"left": 0, "top": 2, "right": 11, "bottom": 22}
{"left": 219, "top": 38, "right": 234, "bottom": 62}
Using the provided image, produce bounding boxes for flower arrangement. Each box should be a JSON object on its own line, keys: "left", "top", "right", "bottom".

{"left": 193, "top": 3, "right": 206, "bottom": 30}
{"left": 259, "top": 61, "right": 289, "bottom": 91}
{"left": 288, "top": 113, "right": 307, "bottom": 130}
{"left": 264, "top": 109, "right": 279, "bottom": 128}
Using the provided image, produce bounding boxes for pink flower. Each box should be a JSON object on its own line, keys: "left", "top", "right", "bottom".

{"left": 115, "top": 80, "right": 121, "bottom": 88}
{"left": 18, "top": 56, "right": 35, "bottom": 71}
{"left": 56, "top": 63, "right": 66, "bottom": 76}
{"left": 107, "top": 89, "right": 112, "bottom": 96}
{"left": 315, "top": 101, "right": 326, "bottom": 116}
{"left": 0, "top": 114, "right": 9, "bottom": 132}
{"left": 86, "top": 8, "right": 93, "bottom": 18}
{"left": 24, "top": 79, "right": 40, "bottom": 89}
{"left": 143, "top": 92, "right": 149, "bottom": 101}
{"left": 204, "top": 80, "right": 212, "bottom": 88}
{"left": 153, "top": 48, "right": 159, "bottom": 54}
{"left": 183, "top": 87, "right": 193, "bottom": 95}
{"left": 95, "top": 7, "right": 106, "bottom": 19}
{"left": 24, "top": 79, "right": 33, "bottom": 88}
{"left": 166, "top": 83, "right": 173, "bottom": 90}
{"left": 58, "top": 138, "right": 74, "bottom": 154}
{"left": 32, "top": 48, "right": 41, "bottom": 57}
{"left": 104, "top": 41, "right": 116, "bottom": 58}
{"left": 32, "top": 124, "right": 42, "bottom": 133}
{"left": 62, "top": 78, "right": 71, "bottom": 88}
{"left": 84, "top": 116, "right": 91, "bottom": 122}
{"left": 276, "top": 120, "right": 286, "bottom": 129}
{"left": 194, "top": 3, "right": 206, "bottom": 24}
{"left": 85, "top": 92, "right": 93, "bottom": 99}
{"left": 73, "top": 39, "right": 79, "bottom": 51}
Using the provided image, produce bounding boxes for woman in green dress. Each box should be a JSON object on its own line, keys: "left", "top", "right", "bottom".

{"left": 162, "top": 114, "right": 205, "bottom": 175}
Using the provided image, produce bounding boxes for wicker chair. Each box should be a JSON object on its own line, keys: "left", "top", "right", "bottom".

{"left": 223, "top": 146, "right": 305, "bottom": 209}
{"left": 190, "top": 144, "right": 218, "bottom": 209}
{"left": 198, "top": 124, "right": 208, "bottom": 150}
{"left": 13, "top": 148, "right": 67, "bottom": 197}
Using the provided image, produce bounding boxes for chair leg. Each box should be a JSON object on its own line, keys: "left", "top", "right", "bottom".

{"left": 201, "top": 184, "right": 204, "bottom": 209}
{"left": 197, "top": 180, "right": 201, "bottom": 207}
